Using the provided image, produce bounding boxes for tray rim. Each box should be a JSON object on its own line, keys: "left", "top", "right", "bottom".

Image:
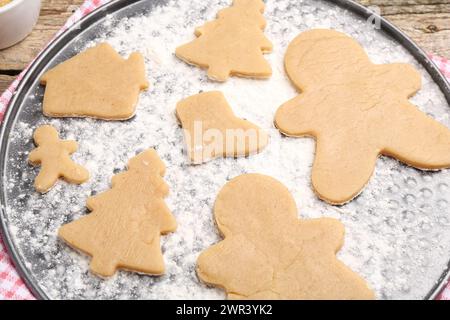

{"left": 0, "top": 0, "right": 449, "bottom": 300}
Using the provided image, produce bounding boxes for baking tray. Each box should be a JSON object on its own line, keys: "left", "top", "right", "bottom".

{"left": 1, "top": 0, "right": 449, "bottom": 300}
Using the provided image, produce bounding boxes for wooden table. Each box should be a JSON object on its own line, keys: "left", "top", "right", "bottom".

{"left": 0, "top": 0, "right": 449, "bottom": 93}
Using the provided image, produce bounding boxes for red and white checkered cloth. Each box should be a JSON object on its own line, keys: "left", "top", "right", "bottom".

{"left": 1, "top": 0, "right": 450, "bottom": 300}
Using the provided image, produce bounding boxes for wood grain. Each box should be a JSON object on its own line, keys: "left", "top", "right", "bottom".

{"left": 0, "top": 0, "right": 84, "bottom": 71}
{"left": 359, "top": 0, "right": 450, "bottom": 58}
{"left": 0, "top": 0, "right": 448, "bottom": 92}
{"left": 0, "top": 75, "right": 15, "bottom": 93}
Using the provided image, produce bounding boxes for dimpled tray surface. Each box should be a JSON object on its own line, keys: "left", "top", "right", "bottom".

{"left": 1, "top": 0, "right": 450, "bottom": 299}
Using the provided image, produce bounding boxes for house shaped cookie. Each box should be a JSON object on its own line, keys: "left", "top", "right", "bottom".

{"left": 40, "top": 43, "right": 149, "bottom": 120}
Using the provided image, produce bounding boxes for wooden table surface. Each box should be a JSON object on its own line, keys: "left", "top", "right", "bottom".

{"left": 0, "top": 0, "right": 449, "bottom": 93}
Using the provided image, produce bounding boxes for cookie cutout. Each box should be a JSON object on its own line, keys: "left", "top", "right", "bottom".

{"left": 275, "top": 29, "right": 450, "bottom": 205}
{"left": 40, "top": 43, "right": 149, "bottom": 120}
{"left": 175, "top": 0, "right": 273, "bottom": 81}
{"left": 28, "top": 125, "right": 89, "bottom": 193}
{"left": 176, "top": 91, "right": 268, "bottom": 164}
{"left": 58, "top": 149, "right": 177, "bottom": 277}
{"left": 197, "top": 174, "right": 374, "bottom": 300}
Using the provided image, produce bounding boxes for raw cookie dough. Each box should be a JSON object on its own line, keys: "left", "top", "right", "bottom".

{"left": 175, "top": 0, "right": 273, "bottom": 81}
{"left": 40, "top": 43, "right": 149, "bottom": 120}
{"left": 58, "top": 149, "right": 177, "bottom": 277}
{"left": 197, "top": 174, "right": 374, "bottom": 300}
{"left": 28, "top": 125, "right": 89, "bottom": 193}
{"left": 275, "top": 29, "right": 450, "bottom": 205}
{"left": 176, "top": 91, "right": 268, "bottom": 164}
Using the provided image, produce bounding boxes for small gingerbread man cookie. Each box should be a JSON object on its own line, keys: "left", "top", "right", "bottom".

{"left": 275, "top": 29, "right": 450, "bottom": 205}
{"left": 28, "top": 125, "right": 89, "bottom": 193}
{"left": 197, "top": 174, "right": 374, "bottom": 300}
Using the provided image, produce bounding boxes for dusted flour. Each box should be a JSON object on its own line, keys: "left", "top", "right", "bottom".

{"left": 3, "top": 0, "right": 450, "bottom": 299}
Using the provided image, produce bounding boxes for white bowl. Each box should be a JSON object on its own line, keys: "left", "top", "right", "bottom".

{"left": 0, "top": 0, "right": 41, "bottom": 49}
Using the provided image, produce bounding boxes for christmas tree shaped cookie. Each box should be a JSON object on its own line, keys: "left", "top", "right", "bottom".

{"left": 197, "top": 174, "right": 374, "bottom": 300}
{"left": 28, "top": 125, "right": 89, "bottom": 193}
{"left": 175, "top": 0, "right": 273, "bottom": 81}
{"left": 58, "top": 149, "right": 176, "bottom": 277}
{"left": 275, "top": 29, "right": 450, "bottom": 205}
{"left": 41, "top": 43, "right": 149, "bottom": 120}
{"left": 176, "top": 91, "right": 268, "bottom": 164}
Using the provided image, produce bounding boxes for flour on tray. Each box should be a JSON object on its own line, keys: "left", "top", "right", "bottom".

{"left": 4, "top": 0, "right": 450, "bottom": 299}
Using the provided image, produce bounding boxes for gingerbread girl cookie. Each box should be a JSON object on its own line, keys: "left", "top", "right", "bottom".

{"left": 197, "top": 174, "right": 374, "bottom": 299}
{"left": 275, "top": 29, "right": 450, "bottom": 205}
{"left": 28, "top": 125, "right": 89, "bottom": 193}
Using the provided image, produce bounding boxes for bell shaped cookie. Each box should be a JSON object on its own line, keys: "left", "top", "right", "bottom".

{"left": 28, "top": 125, "right": 89, "bottom": 193}
{"left": 197, "top": 174, "right": 374, "bottom": 300}
{"left": 175, "top": 0, "right": 273, "bottom": 81}
{"left": 41, "top": 43, "right": 149, "bottom": 120}
{"left": 176, "top": 91, "right": 268, "bottom": 164}
{"left": 275, "top": 29, "right": 450, "bottom": 205}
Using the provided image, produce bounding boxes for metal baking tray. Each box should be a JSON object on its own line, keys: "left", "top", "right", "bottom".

{"left": 1, "top": 0, "right": 449, "bottom": 300}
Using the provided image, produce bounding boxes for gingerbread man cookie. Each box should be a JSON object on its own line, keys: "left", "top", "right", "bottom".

{"left": 175, "top": 0, "right": 273, "bottom": 81}
{"left": 197, "top": 174, "right": 374, "bottom": 299}
{"left": 40, "top": 43, "right": 149, "bottom": 120}
{"left": 58, "top": 149, "right": 177, "bottom": 277}
{"left": 176, "top": 91, "right": 268, "bottom": 164}
{"left": 275, "top": 29, "right": 450, "bottom": 205}
{"left": 28, "top": 125, "right": 89, "bottom": 193}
